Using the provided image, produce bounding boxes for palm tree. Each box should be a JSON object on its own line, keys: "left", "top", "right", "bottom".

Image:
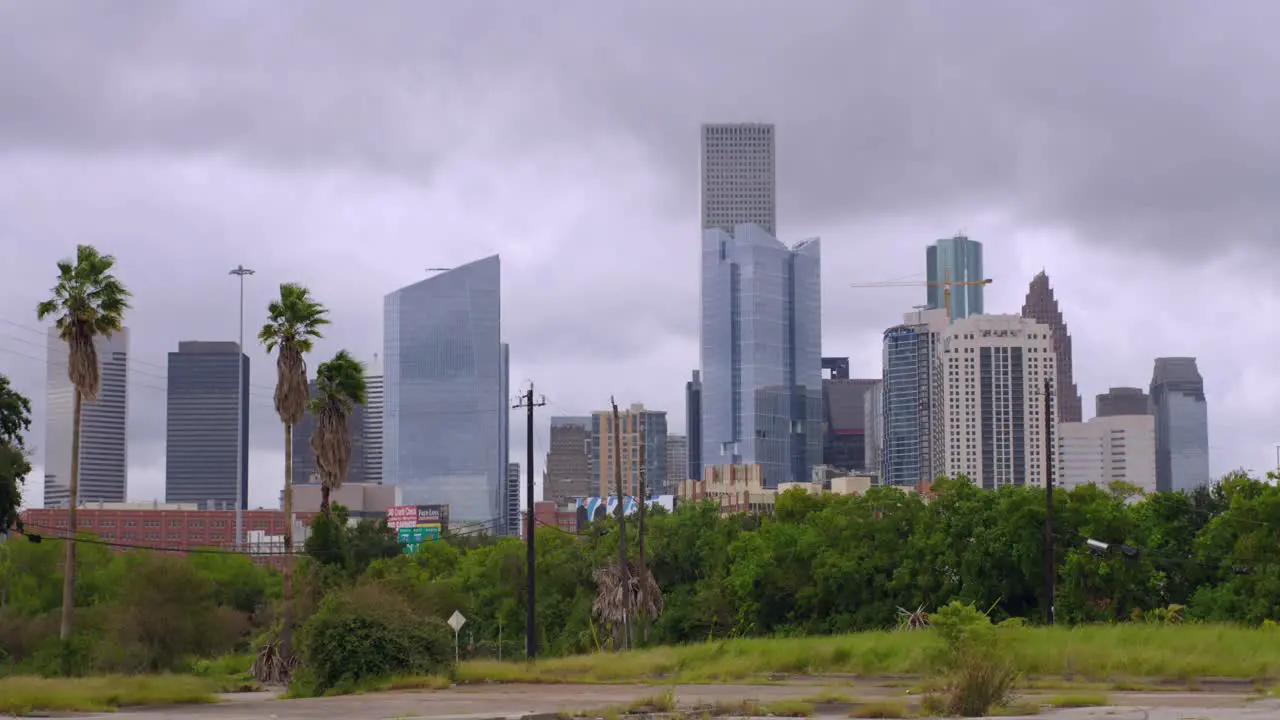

{"left": 258, "top": 282, "right": 328, "bottom": 661}
{"left": 34, "top": 245, "right": 131, "bottom": 661}
{"left": 308, "top": 350, "right": 366, "bottom": 518}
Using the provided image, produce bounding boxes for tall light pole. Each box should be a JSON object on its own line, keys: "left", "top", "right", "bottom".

{"left": 229, "top": 265, "right": 255, "bottom": 548}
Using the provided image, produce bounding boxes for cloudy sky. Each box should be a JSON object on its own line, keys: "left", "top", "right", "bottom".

{"left": 2, "top": 1, "right": 1278, "bottom": 509}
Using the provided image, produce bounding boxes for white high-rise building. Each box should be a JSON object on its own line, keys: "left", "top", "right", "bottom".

{"left": 701, "top": 123, "right": 776, "bottom": 236}
{"left": 44, "top": 326, "right": 130, "bottom": 507}
{"left": 1057, "top": 415, "right": 1157, "bottom": 494}
{"left": 363, "top": 353, "right": 384, "bottom": 484}
{"left": 940, "top": 315, "right": 1056, "bottom": 489}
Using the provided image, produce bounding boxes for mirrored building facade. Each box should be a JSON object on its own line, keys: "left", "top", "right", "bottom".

{"left": 700, "top": 223, "right": 821, "bottom": 488}
{"left": 1150, "top": 357, "right": 1210, "bottom": 493}
{"left": 383, "top": 256, "right": 509, "bottom": 525}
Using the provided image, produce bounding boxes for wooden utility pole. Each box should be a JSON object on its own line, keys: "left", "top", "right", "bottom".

{"left": 1042, "top": 377, "right": 1056, "bottom": 626}
{"left": 513, "top": 385, "right": 546, "bottom": 660}
{"left": 610, "top": 396, "right": 630, "bottom": 650}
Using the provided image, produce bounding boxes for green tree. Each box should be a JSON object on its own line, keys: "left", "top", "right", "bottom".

{"left": 0, "top": 373, "right": 34, "bottom": 535}
{"left": 34, "top": 244, "right": 131, "bottom": 658}
{"left": 307, "top": 350, "right": 367, "bottom": 518}
{"left": 258, "top": 282, "right": 329, "bottom": 660}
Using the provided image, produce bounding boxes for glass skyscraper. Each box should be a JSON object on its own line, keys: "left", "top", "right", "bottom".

{"left": 880, "top": 309, "right": 947, "bottom": 487}
{"left": 383, "top": 256, "right": 509, "bottom": 526}
{"left": 1150, "top": 357, "right": 1210, "bottom": 493}
{"left": 700, "top": 223, "right": 821, "bottom": 488}
{"left": 164, "top": 341, "right": 249, "bottom": 509}
{"left": 926, "top": 235, "right": 985, "bottom": 320}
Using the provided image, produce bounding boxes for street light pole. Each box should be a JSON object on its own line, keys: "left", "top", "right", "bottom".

{"left": 229, "top": 265, "right": 255, "bottom": 548}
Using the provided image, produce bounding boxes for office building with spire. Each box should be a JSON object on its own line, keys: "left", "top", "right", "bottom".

{"left": 926, "top": 235, "right": 984, "bottom": 320}
{"left": 1020, "top": 271, "right": 1082, "bottom": 423}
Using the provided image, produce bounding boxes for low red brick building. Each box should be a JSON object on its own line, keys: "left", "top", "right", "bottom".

{"left": 18, "top": 504, "right": 317, "bottom": 568}
{"left": 519, "top": 500, "right": 578, "bottom": 540}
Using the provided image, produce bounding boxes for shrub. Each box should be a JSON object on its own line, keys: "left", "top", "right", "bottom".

{"left": 931, "top": 601, "right": 1018, "bottom": 717}
{"left": 297, "top": 582, "right": 453, "bottom": 694}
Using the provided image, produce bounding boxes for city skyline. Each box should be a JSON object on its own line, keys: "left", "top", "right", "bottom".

{"left": 5, "top": 1, "right": 1279, "bottom": 506}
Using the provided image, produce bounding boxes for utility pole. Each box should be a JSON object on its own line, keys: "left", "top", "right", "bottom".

{"left": 513, "top": 384, "right": 545, "bottom": 661}
{"left": 610, "top": 396, "right": 631, "bottom": 650}
{"left": 228, "top": 264, "right": 254, "bottom": 549}
{"left": 1043, "top": 377, "right": 1055, "bottom": 626}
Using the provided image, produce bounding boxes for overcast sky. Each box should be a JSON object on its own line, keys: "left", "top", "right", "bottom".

{"left": 2, "top": 1, "right": 1278, "bottom": 509}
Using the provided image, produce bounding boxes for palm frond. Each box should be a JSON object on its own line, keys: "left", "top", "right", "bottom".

{"left": 36, "top": 244, "right": 132, "bottom": 401}
{"left": 260, "top": 283, "right": 330, "bottom": 424}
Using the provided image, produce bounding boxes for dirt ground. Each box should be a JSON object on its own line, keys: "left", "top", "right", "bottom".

{"left": 72, "top": 682, "right": 1279, "bottom": 720}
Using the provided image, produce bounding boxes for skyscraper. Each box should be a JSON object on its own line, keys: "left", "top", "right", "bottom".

{"left": 881, "top": 308, "right": 947, "bottom": 486}
{"left": 1057, "top": 415, "right": 1156, "bottom": 493}
{"left": 543, "top": 416, "right": 593, "bottom": 504}
{"left": 591, "top": 403, "right": 667, "bottom": 498}
{"left": 701, "top": 224, "right": 822, "bottom": 487}
{"left": 383, "top": 255, "right": 509, "bottom": 524}
{"left": 863, "top": 380, "right": 884, "bottom": 480}
{"left": 941, "top": 314, "right": 1056, "bottom": 489}
{"left": 1150, "top": 358, "right": 1210, "bottom": 493}
{"left": 665, "top": 434, "right": 688, "bottom": 494}
{"left": 164, "top": 341, "right": 248, "bottom": 509}
{"left": 822, "top": 378, "right": 878, "bottom": 472}
{"left": 505, "top": 462, "right": 520, "bottom": 536}
{"left": 926, "top": 235, "right": 985, "bottom": 320}
{"left": 291, "top": 378, "right": 366, "bottom": 487}
{"left": 44, "top": 326, "right": 129, "bottom": 507}
{"left": 685, "top": 370, "right": 702, "bottom": 483}
{"left": 1021, "top": 271, "right": 1082, "bottom": 423}
{"left": 1096, "top": 387, "right": 1151, "bottom": 418}
{"left": 363, "top": 353, "right": 384, "bottom": 483}
{"left": 701, "top": 123, "right": 776, "bottom": 235}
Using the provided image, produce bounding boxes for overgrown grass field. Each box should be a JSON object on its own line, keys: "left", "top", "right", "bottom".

{"left": 0, "top": 674, "right": 220, "bottom": 715}
{"left": 458, "top": 624, "right": 1280, "bottom": 684}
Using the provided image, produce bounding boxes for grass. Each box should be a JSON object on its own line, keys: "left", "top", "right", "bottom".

{"left": 0, "top": 674, "right": 220, "bottom": 715}
{"left": 457, "top": 623, "right": 1280, "bottom": 684}
{"left": 847, "top": 700, "right": 910, "bottom": 718}
{"left": 1044, "top": 692, "right": 1110, "bottom": 708}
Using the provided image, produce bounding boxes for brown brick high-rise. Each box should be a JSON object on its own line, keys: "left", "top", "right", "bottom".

{"left": 1021, "top": 271, "right": 1083, "bottom": 423}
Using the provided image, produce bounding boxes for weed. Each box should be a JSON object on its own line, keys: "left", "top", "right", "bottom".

{"left": 1044, "top": 693, "right": 1109, "bottom": 708}
{"left": 0, "top": 674, "right": 218, "bottom": 715}
{"left": 848, "top": 700, "right": 910, "bottom": 718}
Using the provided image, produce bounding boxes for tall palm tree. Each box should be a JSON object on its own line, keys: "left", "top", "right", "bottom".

{"left": 308, "top": 350, "right": 366, "bottom": 518}
{"left": 34, "top": 245, "right": 131, "bottom": 659}
{"left": 258, "top": 282, "right": 328, "bottom": 660}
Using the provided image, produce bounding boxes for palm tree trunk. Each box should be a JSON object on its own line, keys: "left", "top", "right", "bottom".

{"left": 58, "top": 389, "right": 82, "bottom": 675}
{"left": 281, "top": 421, "right": 294, "bottom": 659}
{"left": 319, "top": 484, "right": 330, "bottom": 518}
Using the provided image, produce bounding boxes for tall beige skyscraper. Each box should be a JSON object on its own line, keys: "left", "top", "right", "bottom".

{"left": 44, "top": 326, "right": 130, "bottom": 507}
{"left": 700, "top": 123, "right": 776, "bottom": 235}
{"left": 940, "top": 315, "right": 1056, "bottom": 489}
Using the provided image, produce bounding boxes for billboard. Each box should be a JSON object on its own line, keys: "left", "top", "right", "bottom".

{"left": 386, "top": 504, "right": 450, "bottom": 553}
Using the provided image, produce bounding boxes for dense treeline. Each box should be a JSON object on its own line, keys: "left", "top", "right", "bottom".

{"left": 3, "top": 471, "right": 1280, "bottom": 678}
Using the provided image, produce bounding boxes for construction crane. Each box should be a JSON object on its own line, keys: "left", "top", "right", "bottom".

{"left": 850, "top": 270, "right": 993, "bottom": 321}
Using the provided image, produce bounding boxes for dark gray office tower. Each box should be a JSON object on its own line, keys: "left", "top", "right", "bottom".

{"left": 165, "top": 341, "right": 248, "bottom": 509}
{"left": 685, "top": 370, "right": 702, "bottom": 482}
{"left": 822, "top": 378, "right": 879, "bottom": 472}
{"left": 1150, "top": 358, "right": 1210, "bottom": 493}
{"left": 291, "top": 379, "right": 366, "bottom": 488}
{"left": 1096, "top": 387, "right": 1151, "bottom": 418}
{"left": 822, "top": 356, "right": 850, "bottom": 380}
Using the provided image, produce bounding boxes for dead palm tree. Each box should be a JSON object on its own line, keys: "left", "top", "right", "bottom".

{"left": 308, "top": 350, "right": 366, "bottom": 518}
{"left": 35, "top": 245, "right": 131, "bottom": 666}
{"left": 258, "top": 282, "right": 329, "bottom": 663}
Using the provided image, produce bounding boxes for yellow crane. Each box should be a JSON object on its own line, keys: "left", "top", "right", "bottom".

{"left": 850, "top": 270, "right": 993, "bottom": 321}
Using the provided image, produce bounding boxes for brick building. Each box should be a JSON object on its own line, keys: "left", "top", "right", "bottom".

{"left": 19, "top": 503, "right": 316, "bottom": 566}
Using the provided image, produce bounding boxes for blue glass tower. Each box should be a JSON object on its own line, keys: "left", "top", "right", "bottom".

{"left": 700, "top": 223, "right": 822, "bottom": 488}
{"left": 880, "top": 309, "right": 947, "bottom": 486}
{"left": 926, "top": 235, "right": 984, "bottom": 320}
{"left": 383, "top": 256, "right": 509, "bottom": 525}
{"left": 1150, "top": 357, "right": 1210, "bottom": 492}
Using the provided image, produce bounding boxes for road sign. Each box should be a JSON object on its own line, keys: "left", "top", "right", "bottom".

{"left": 448, "top": 611, "right": 467, "bottom": 665}
{"left": 448, "top": 610, "right": 467, "bottom": 632}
